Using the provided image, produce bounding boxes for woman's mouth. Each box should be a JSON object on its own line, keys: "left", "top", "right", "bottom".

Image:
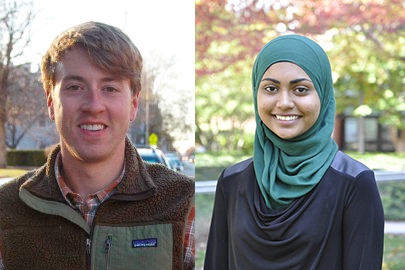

{"left": 274, "top": 115, "right": 300, "bottom": 121}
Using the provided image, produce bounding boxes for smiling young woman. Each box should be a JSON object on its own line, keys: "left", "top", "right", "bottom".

{"left": 204, "top": 35, "right": 384, "bottom": 270}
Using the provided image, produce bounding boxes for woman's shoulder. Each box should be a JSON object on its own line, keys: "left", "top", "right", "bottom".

{"left": 329, "top": 150, "right": 372, "bottom": 179}
{"left": 222, "top": 157, "right": 254, "bottom": 179}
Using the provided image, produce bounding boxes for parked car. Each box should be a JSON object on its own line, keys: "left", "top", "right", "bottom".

{"left": 137, "top": 147, "right": 173, "bottom": 170}
{"left": 165, "top": 152, "right": 184, "bottom": 172}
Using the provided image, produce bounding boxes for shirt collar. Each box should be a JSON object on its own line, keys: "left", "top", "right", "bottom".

{"left": 54, "top": 152, "right": 125, "bottom": 207}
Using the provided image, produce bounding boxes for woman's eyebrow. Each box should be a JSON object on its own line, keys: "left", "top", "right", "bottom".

{"left": 290, "top": 78, "right": 312, "bottom": 84}
{"left": 261, "top": 78, "right": 280, "bottom": 83}
{"left": 261, "top": 77, "right": 312, "bottom": 84}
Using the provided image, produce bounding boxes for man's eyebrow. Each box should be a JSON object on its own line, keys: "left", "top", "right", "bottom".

{"left": 61, "top": 75, "right": 118, "bottom": 83}
{"left": 61, "top": 75, "right": 85, "bottom": 82}
{"left": 261, "top": 77, "right": 312, "bottom": 84}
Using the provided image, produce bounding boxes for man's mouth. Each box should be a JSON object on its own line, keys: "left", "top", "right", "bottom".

{"left": 275, "top": 115, "right": 300, "bottom": 121}
{"left": 80, "top": 124, "right": 106, "bottom": 131}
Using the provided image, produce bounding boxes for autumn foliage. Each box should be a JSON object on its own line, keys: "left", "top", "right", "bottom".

{"left": 196, "top": 0, "right": 405, "bottom": 152}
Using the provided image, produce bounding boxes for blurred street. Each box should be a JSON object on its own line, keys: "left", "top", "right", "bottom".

{"left": 182, "top": 160, "right": 195, "bottom": 177}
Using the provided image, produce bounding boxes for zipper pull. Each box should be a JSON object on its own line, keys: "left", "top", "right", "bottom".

{"left": 104, "top": 235, "right": 112, "bottom": 270}
{"left": 104, "top": 235, "right": 112, "bottom": 253}
{"left": 86, "top": 238, "right": 91, "bottom": 255}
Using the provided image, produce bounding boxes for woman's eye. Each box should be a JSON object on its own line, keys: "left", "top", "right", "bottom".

{"left": 295, "top": 87, "right": 308, "bottom": 94}
{"left": 264, "top": 85, "right": 277, "bottom": 92}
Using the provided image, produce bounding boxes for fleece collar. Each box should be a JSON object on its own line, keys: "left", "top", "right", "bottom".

{"left": 19, "top": 137, "right": 156, "bottom": 203}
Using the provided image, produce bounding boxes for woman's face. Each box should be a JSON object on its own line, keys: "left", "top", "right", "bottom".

{"left": 257, "top": 62, "right": 321, "bottom": 140}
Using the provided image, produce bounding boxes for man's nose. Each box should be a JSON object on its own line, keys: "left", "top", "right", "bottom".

{"left": 81, "top": 88, "right": 106, "bottom": 113}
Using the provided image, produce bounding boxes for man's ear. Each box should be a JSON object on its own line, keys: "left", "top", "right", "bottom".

{"left": 46, "top": 90, "right": 55, "bottom": 120}
{"left": 130, "top": 91, "right": 141, "bottom": 122}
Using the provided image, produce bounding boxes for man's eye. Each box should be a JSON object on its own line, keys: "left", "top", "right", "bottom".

{"left": 65, "top": 85, "right": 81, "bottom": 91}
{"left": 104, "top": 87, "right": 118, "bottom": 93}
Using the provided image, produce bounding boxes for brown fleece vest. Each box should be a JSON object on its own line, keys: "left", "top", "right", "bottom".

{"left": 0, "top": 141, "right": 194, "bottom": 270}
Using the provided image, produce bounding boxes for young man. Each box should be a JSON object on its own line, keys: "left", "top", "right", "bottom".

{"left": 0, "top": 21, "right": 195, "bottom": 269}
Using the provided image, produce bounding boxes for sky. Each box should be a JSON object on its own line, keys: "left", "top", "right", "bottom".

{"left": 21, "top": 0, "right": 195, "bottom": 153}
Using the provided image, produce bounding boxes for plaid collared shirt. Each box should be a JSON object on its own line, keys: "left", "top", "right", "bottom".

{"left": 184, "top": 203, "right": 195, "bottom": 269}
{"left": 55, "top": 154, "right": 124, "bottom": 226}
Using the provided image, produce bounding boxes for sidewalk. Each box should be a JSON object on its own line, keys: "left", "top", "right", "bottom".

{"left": 0, "top": 177, "right": 12, "bottom": 186}
{"left": 385, "top": 221, "right": 405, "bottom": 235}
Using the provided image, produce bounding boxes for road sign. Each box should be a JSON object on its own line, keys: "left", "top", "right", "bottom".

{"left": 149, "top": 133, "right": 158, "bottom": 146}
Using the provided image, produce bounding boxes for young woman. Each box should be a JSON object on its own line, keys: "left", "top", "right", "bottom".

{"left": 204, "top": 35, "right": 384, "bottom": 270}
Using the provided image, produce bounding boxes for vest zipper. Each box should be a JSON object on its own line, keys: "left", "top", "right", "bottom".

{"left": 86, "top": 238, "right": 92, "bottom": 270}
{"left": 104, "top": 235, "right": 112, "bottom": 270}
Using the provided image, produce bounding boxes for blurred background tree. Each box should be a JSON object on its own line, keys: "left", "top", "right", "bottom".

{"left": 196, "top": 0, "right": 405, "bottom": 153}
{"left": 0, "top": 0, "right": 34, "bottom": 167}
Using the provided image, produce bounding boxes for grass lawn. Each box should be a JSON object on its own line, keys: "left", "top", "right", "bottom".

{"left": 0, "top": 168, "right": 28, "bottom": 178}
{"left": 383, "top": 234, "right": 405, "bottom": 270}
{"left": 345, "top": 151, "right": 405, "bottom": 171}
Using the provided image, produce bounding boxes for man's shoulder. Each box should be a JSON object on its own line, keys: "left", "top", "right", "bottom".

{"left": 144, "top": 161, "right": 192, "bottom": 177}
{"left": 143, "top": 162, "right": 194, "bottom": 188}
{"left": 0, "top": 170, "right": 36, "bottom": 194}
{"left": 0, "top": 170, "right": 39, "bottom": 215}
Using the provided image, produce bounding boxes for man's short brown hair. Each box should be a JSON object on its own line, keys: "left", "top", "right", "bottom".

{"left": 41, "top": 21, "right": 143, "bottom": 94}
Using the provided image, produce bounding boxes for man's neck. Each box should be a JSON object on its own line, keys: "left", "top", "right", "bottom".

{"left": 59, "top": 150, "right": 125, "bottom": 197}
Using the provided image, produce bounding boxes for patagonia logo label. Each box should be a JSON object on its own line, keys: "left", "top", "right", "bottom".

{"left": 132, "top": 238, "right": 158, "bottom": 248}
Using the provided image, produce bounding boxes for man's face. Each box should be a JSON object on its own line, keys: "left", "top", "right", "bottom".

{"left": 47, "top": 48, "right": 140, "bottom": 164}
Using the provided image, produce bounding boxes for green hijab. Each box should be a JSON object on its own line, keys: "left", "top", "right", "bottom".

{"left": 252, "top": 35, "right": 338, "bottom": 209}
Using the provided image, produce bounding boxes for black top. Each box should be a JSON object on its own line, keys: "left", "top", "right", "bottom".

{"left": 204, "top": 151, "right": 384, "bottom": 270}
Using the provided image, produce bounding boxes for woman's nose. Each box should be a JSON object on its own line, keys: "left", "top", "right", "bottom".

{"left": 276, "top": 90, "right": 294, "bottom": 110}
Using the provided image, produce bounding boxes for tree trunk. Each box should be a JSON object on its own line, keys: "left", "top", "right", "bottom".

{"left": 389, "top": 126, "right": 405, "bottom": 153}
{"left": 394, "top": 129, "right": 405, "bottom": 153}
{"left": 0, "top": 123, "right": 6, "bottom": 168}
{"left": 0, "top": 90, "right": 6, "bottom": 168}
{"left": 357, "top": 116, "right": 365, "bottom": 154}
{"left": 396, "top": 140, "right": 405, "bottom": 153}
{"left": 0, "top": 68, "right": 8, "bottom": 168}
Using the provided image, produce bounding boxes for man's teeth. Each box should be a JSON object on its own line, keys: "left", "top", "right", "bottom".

{"left": 276, "top": 115, "right": 299, "bottom": 121}
{"left": 80, "top": 124, "right": 105, "bottom": 131}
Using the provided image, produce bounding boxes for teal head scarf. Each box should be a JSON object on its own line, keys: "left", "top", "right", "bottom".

{"left": 252, "top": 35, "right": 338, "bottom": 209}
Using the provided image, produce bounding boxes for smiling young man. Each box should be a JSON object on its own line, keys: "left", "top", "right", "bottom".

{"left": 0, "top": 22, "right": 194, "bottom": 270}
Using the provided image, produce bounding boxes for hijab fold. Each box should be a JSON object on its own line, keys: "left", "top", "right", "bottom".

{"left": 252, "top": 35, "right": 338, "bottom": 209}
